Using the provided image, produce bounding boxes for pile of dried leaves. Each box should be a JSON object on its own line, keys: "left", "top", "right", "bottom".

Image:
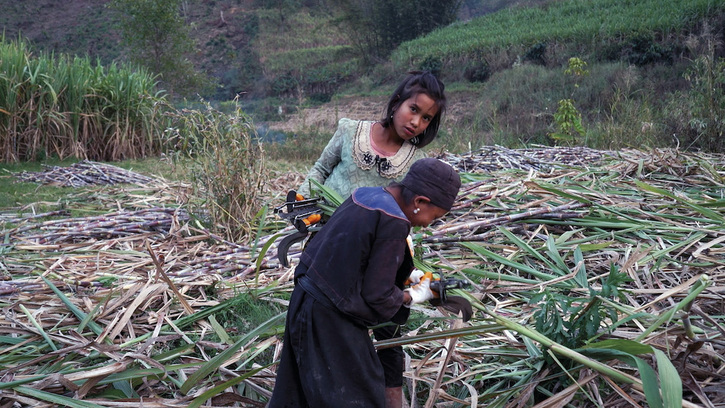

{"left": 1, "top": 147, "right": 723, "bottom": 407}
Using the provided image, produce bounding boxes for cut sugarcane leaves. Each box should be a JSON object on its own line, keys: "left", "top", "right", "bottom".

{"left": 2, "top": 147, "right": 722, "bottom": 406}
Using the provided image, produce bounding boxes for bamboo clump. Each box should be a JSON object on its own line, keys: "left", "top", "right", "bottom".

{"left": 1, "top": 147, "right": 724, "bottom": 407}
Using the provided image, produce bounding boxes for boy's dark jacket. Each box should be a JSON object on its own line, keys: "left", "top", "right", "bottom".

{"left": 295, "top": 187, "right": 413, "bottom": 326}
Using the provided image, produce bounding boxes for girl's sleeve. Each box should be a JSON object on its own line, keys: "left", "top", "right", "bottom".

{"left": 297, "top": 120, "right": 347, "bottom": 197}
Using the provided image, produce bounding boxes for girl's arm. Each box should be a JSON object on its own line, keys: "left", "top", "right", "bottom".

{"left": 297, "top": 120, "right": 347, "bottom": 197}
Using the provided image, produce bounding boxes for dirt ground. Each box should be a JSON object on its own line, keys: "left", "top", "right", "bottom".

{"left": 265, "top": 92, "right": 480, "bottom": 135}
{"left": 265, "top": 95, "right": 387, "bottom": 134}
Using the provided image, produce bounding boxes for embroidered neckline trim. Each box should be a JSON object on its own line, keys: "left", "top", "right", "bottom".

{"left": 352, "top": 121, "right": 417, "bottom": 179}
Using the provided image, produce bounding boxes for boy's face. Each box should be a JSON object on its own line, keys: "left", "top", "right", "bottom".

{"left": 409, "top": 200, "right": 447, "bottom": 227}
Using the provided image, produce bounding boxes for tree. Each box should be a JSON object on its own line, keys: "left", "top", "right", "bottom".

{"left": 109, "top": 0, "right": 210, "bottom": 97}
{"left": 336, "top": 0, "right": 462, "bottom": 65}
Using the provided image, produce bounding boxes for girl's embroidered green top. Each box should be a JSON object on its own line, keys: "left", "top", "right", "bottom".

{"left": 297, "top": 118, "right": 426, "bottom": 199}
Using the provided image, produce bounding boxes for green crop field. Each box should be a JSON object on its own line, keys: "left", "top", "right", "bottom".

{"left": 392, "top": 0, "right": 725, "bottom": 67}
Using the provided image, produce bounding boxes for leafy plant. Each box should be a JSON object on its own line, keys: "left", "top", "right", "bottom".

{"left": 550, "top": 98, "right": 586, "bottom": 143}
{"left": 531, "top": 263, "right": 631, "bottom": 350}
{"left": 550, "top": 58, "right": 588, "bottom": 143}
{"left": 564, "top": 57, "right": 589, "bottom": 80}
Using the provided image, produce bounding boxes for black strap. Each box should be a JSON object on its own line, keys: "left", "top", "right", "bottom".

{"left": 296, "top": 275, "right": 336, "bottom": 310}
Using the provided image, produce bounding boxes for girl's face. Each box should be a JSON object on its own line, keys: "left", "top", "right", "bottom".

{"left": 391, "top": 93, "right": 439, "bottom": 142}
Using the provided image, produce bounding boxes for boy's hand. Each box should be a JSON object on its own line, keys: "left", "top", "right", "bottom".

{"left": 406, "top": 269, "right": 426, "bottom": 285}
{"left": 404, "top": 272, "right": 436, "bottom": 305}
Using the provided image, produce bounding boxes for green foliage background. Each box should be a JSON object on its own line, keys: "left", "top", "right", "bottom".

{"left": 2, "top": 0, "right": 725, "bottom": 156}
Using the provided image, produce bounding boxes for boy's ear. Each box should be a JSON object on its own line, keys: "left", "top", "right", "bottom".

{"left": 415, "top": 196, "right": 432, "bottom": 207}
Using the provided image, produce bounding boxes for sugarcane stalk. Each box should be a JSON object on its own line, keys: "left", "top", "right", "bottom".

{"left": 430, "top": 202, "right": 589, "bottom": 237}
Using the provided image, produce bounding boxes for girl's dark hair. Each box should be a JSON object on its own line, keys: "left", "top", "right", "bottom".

{"left": 380, "top": 71, "right": 446, "bottom": 148}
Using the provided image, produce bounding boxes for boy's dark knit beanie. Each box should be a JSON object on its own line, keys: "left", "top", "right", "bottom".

{"left": 401, "top": 158, "right": 461, "bottom": 211}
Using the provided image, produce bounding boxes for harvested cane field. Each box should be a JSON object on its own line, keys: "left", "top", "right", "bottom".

{"left": 1, "top": 147, "right": 724, "bottom": 407}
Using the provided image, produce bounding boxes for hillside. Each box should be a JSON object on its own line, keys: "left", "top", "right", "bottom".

{"left": 0, "top": 0, "right": 122, "bottom": 63}
{"left": 0, "top": 0, "right": 541, "bottom": 100}
{"left": 2, "top": 0, "right": 725, "bottom": 154}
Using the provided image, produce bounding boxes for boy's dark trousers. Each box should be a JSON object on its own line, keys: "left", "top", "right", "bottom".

{"left": 268, "top": 284, "right": 386, "bottom": 408}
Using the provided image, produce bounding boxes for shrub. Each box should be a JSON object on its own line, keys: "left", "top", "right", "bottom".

{"left": 418, "top": 56, "right": 442, "bottom": 77}
{"left": 270, "top": 73, "right": 299, "bottom": 97}
{"left": 523, "top": 42, "right": 547, "bottom": 66}
{"left": 623, "top": 36, "right": 676, "bottom": 66}
{"left": 164, "top": 100, "right": 267, "bottom": 242}
{"left": 463, "top": 59, "right": 491, "bottom": 83}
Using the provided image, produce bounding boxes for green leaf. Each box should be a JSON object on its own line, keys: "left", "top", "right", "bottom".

{"left": 464, "top": 266, "right": 541, "bottom": 284}
{"left": 461, "top": 242, "right": 560, "bottom": 282}
{"left": 19, "top": 304, "right": 57, "bottom": 351}
{"left": 311, "top": 178, "right": 344, "bottom": 208}
{"left": 208, "top": 315, "right": 231, "bottom": 345}
{"left": 635, "top": 355, "right": 664, "bottom": 408}
{"left": 186, "top": 364, "right": 270, "bottom": 408}
{"left": 635, "top": 275, "right": 711, "bottom": 341}
{"left": 634, "top": 180, "right": 724, "bottom": 222}
{"left": 180, "top": 311, "right": 286, "bottom": 394}
{"left": 578, "top": 242, "right": 615, "bottom": 251}
{"left": 112, "top": 380, "right": 137, "bottom": 398}
{"left": 499, "top": 227, "right": 559, "bottom": 273}
{"left": 531, "top": 182, "right": 592, "bottom": 205}
{"left": 255, "top": 231, "right": 287, "bottom": 280}
{"left": 582, "top": 339, "right": 653, "bottom": 355}
{"left": 654, "top": 349, "right": 682, "bottom": 408}
{"left": 41, "top": 276, "right": 104, "bottom": 337}
{"left": 572, "top": 246, "right": 588, "bottom": 289}
{"left": 249, "top": 204, "right": 270, "bottom": 261}
{"left": 577, "top": 347, "right": 662, "bottom": 408}
{"left": 14, "top": 386, "right": 105, "bottom": 407}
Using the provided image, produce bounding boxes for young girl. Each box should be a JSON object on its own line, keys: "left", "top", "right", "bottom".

{"left": 296, "top": 71, "right": 447, "bottom": 199}
{"left": 268, "top": 158, "right": 461, "bottom": 408}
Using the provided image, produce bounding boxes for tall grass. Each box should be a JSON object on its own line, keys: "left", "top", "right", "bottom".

{"left": 164, "top": 100, "right": 268, "bottom": 242}
{"left": 0, "top": 36, "right": 166, "bottom": 163}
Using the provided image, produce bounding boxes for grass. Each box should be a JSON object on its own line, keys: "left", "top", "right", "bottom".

{"left": 115, "top": 157, "right": 183, "bottom": 181}
{"left": 0, "top": 156, "right": 183, "bottom": 210}
{"left": 0, "top": 157, "right": 79, "bottom": 209}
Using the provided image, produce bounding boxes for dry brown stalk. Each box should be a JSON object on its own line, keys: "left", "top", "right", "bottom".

{"left": 429, "top": 201, "right": 590, "bottom": 237}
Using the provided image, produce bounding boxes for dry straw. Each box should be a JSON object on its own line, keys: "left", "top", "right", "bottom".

{"left": 1, "top": 147, "right": 723, "bottom": 407}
